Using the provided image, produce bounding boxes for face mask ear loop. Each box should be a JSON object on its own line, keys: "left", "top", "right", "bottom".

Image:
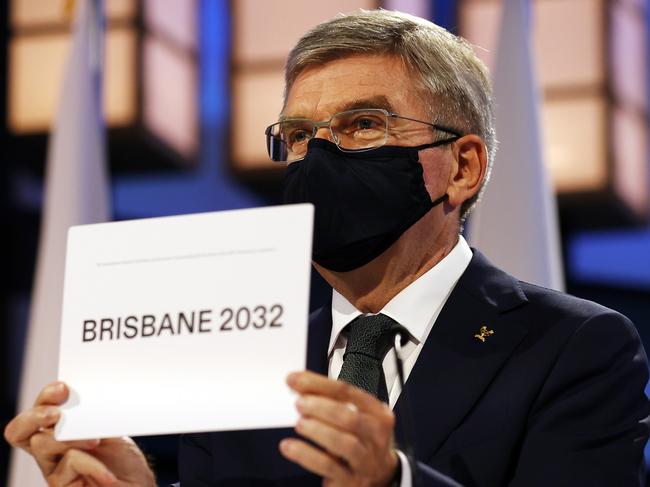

{"left": 412, "top": 136, "right": 461, "bottom": 152}
{"left": 430, "top": 193, "right": 448, "bottom": 207}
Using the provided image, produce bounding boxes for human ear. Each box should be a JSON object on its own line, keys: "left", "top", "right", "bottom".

{"left": 446, "top": 134, "right": 488, "bottom": 208}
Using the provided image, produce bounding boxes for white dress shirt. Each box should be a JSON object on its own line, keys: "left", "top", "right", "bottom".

{"left": 327, "top": 235, "right": 472, "bottom": 486}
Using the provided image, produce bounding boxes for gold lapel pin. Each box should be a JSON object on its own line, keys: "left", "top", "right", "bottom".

{"left": 474, "top": 325, "right": 494, "bottom": 343}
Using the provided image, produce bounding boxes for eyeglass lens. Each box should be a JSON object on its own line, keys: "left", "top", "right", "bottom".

{"left": 267, "top": 109, "right": 390, "bottom": 162}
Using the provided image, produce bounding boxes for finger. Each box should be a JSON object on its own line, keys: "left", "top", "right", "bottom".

{"left": 295, "top": 417, "right": 367, "bottom": 470}
{"left": 31, "top": 431, "right": 100, "bottom": 458}
{"left": 4, "top": 406, "right": 60, "bottom": 451}
{"left": 47, "top": 449, "right": 117, "bottom": 486}
{"left": 34, "top": 381, "right": 69, "bottom": 407}
{"left": 279, "top": 438, "right": 350, "bottom": 481}
{"left": 287, "top": 371, "right": 387, "bottom": 415}
{"left": 69, "top": 473, "right": 107, "bottom": 487}
{"left": 30, "top": 430, "right": 100, "bottom": 474}
{"left": 86, "top": 477, "right": 105, "bottom": 487}
{"left": 296, "top": 394, "right": 365, "bottom": 433}
{"left": 297, "top": 393, "right": 394, "bottom": 445}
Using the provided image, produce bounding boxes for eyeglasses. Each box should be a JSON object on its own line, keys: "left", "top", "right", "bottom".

{"left": 264, "top": 108, "right": 462, "bottom": 162}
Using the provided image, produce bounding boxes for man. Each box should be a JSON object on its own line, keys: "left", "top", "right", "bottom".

{"left": 5, "top": 10, "right": 650, "bottom": 487}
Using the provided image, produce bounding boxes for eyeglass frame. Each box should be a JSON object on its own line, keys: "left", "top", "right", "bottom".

{"left": 264, "top": 108, "right": 463, "bottom": 163}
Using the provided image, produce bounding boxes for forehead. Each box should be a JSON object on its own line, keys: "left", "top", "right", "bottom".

{"left": 283, "top": 54, "right": 426, "bottom": 120}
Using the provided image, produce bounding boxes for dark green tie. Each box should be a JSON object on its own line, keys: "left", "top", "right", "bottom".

{"left": 337, "top": 314, "right": 406, "bottom": 403}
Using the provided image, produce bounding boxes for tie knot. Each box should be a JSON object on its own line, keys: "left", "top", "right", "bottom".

{"left": 344, "top": 314, "right": 405, "bottom": 361}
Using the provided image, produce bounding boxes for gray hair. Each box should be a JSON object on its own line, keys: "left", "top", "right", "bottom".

{"left": 284, "top": 9, "right": 496, "bottom": 220}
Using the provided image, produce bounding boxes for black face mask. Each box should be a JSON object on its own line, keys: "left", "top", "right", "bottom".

{"left": 283, "top": 138, "right": 452, "bottom": 272}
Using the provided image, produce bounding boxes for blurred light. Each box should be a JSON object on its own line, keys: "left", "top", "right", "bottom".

{"left": 105, "top": 0, "right": 136, "bottom": 20}
{"left": 569, "top": 229, "right": 650, "bottom": 289}
{"left": 144, "top": 36, "right": 198, "bottom": 160}
{"left": 460, "top": 0, "right": 649, "bottom": 223}
{"left": 535, "top": 0, "right": 604, "bottom": 89}
{"left": 11, "top": 0, "right": 72, "bottom": 27}
{"left": 230, "top": 0, "right": 377, "bottom": 172}
{"left": 613, "top": 107, "right": 649, "bottom": 216}
{"left": 542, "top": 96, "right": 607, "bottom": 193}
{"left": 9, "top": 34, "right": 67, "bottom": 132}
{"left": 7, "top": 0, "right": 199, "bottom": 168}
{"left": 104, "top": 29, "right": 137, "bottom": 126}
{"left": 141, "top": 0, "right": 199, "bottom": 163}
{"left": 233, "top": 0, "right": 375, "bottom": 64}
{"left": 458, "top": 1, "right": 501, "bottom": 74}
{"left": 11, "top": 0, "right": 135, "bottom": 28}
{"left": 611, "top": 1, "right": 648, "bottom": 111}
{"left": 382, "top": 0, "right": 431, "bottom": 21}
{"left": 460, "top": 0, "right": 606, "bottom": 88}
{"left": 232, "top": 70, "right": 285, "bottom": 168}
{"left": 144, "top": 0, "right": 197, "bottom": 50}
{"left": 8, "top": 28, "right": 136, "bottom": 133}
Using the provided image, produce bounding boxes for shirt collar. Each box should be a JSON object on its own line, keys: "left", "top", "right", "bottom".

{"left": 329, "top": 236, "right": 473, "bottom": 355}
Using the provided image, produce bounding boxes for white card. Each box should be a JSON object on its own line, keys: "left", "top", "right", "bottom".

{"left": 55, "top": 204, "right": 314, "bottom": 440}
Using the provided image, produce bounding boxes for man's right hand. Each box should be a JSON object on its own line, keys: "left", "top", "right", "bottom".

{"left": 4, "top": 382, "right": 156, "bottom": 486}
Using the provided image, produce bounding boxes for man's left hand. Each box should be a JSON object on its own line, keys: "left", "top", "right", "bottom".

{"left": 280, "top": 370, "right": 399, "bottom": 487}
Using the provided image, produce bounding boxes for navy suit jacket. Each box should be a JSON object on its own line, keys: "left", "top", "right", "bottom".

{"left": 178, "top": 250, "right": 650, "bottom": 486}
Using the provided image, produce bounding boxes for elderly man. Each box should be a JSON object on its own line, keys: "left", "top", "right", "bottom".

{"left": 5, "top": 10, "right": 649, "bottom": 487}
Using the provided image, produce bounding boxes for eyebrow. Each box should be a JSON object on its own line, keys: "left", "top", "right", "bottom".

{"left": 338, "top": 95, "right": 395, "bottom": 113}
{"left": 281, "top": 95, "right": 395, "bottom": 121}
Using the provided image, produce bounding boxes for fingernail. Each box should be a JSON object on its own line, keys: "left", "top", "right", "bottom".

{"left": 295, "top": 417, "right": 306, "bottom": 431}
{"left": 279, "top": 439, "right": 293, "bottom": 454}
{"left": 103, "top": 470, "right": 117, "bottom": 484}
{"left": 43, "top": 407, "right": 59, "bottom": 419}
{"left": 86, "top": 438, "right": 100, "bottom": 448}
{"left": 286, "top": 372, "right": 299, "bottom": 386}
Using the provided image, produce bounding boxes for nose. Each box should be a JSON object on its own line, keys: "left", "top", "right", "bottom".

{"left": 313, "top": 126, "right": 335, "bottom": 143}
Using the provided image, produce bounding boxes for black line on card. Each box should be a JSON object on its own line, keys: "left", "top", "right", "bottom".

{"left": 96, "top": 248, "right": 277, "bottom": 267}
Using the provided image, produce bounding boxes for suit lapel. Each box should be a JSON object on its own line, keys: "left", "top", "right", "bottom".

{"left": 393, "top": 250, "right": 530, "bottom": 461}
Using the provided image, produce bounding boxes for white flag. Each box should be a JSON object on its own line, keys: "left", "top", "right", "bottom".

{"left": 9, "top": 1, "right": 110, "bottom": 485}
{"left": 468, "top": 0, "right": 564, "bottom": 291}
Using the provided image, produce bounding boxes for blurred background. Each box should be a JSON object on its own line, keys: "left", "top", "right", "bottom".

{"left": 1, "top": 0, "right": 649, "bottom": 485}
